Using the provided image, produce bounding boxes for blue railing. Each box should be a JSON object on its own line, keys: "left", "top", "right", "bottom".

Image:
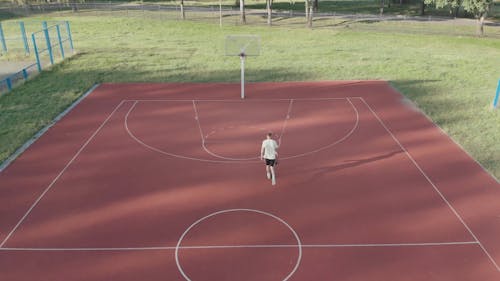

{"left": 0, "top": 21, "right": 74, "bottom": 95}
{"left": 0, "top": 63, "right": 38, "bottom": 94}
{"left": 493, "top": 79, "right": 500, "bottom": 109}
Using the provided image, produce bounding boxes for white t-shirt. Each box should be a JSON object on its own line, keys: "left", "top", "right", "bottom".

{"left": 261, "top": 139, "right": 279, "bottom": 160}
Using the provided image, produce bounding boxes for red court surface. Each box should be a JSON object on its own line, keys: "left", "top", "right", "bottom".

{"left": 0, "top": 81, "right": 499, "bottom": 281}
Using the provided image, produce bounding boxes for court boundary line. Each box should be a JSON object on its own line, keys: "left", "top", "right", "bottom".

{"left": 1, "top": 95, "right": 494, "bottom": 266}
{"left": 387, "top": 84, "right": 499, "bottom": 183}
{"left": 123, "top": 97, "right": 362, "bottom": 102}
{"left": 0, "top": 100, "right": 125, "bottom": 248}
{"left": 360, "top": 97, "right": 500, "bottom": 272}
{"left": 125, "top": 98, "right": 359, "bottom": 163}
{"left": 0, "top": 84, "right": 100, "bottom": 173}
{"left": 0, "top": 241, "right": 479, "bottom": 251}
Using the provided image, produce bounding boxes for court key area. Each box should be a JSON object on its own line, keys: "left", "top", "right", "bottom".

{"left": 0, "top": 81, "right": 499, "bottom": 281}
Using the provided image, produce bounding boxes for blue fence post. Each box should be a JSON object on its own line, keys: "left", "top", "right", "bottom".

{"left": 32, "top": 33, "right": 42, "bottom": 72}
{"left": 493, "top": 79, "right": 500, "bottom": 109}
{"left": 0, "top": 22, "right": 7, "bottom": 52}
{"left": 6, "top": 78, "right": 12, "bottom": 91}
{"left": 65, "top": 21, "right": 74, "bottom": 52}
{"left": 56, "top": 24, "right": 65, "bottom": 59}
{"left": 22, "top": 69, "right": 28, "bottom": 81}
{"left": 19, "top": 21, "right": 30, "bottom": 55}
{"left": 42, "top": 21, "right": 54, "bottom": 65}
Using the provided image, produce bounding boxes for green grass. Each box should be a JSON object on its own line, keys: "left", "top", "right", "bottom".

{"left": 0, "top": 14, "right": 499, "bottom": 178}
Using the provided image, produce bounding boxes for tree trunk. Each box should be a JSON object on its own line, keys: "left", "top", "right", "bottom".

{"left": 313, "top": 0, "right": 318, "bottom": 12}
{"left": 308, "top": 1, "right": 313, "bottom": 28}
{"left": 419, "top": 0, "right": 425, "bottom": 16}
{"left": 240, "top": 0, "right": 246, "bottom": 24}
{"left": 305, "top": 0, "right": 309, "bottom": 21}
{"left": 477, "top": 14, "right": 484, "bottom": 36}
{"left": 266, "top": 0, "right": 272, "bottom": 26}
{"left": 379, "top": 0, "right": 384, "bottom": 16}
{"left": 180, "top": 0, "right": 185, "bottom": 20}
{"left": 400, "top": 0, "right": 403, "bottom": 5}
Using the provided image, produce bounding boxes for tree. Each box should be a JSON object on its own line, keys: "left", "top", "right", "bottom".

{"left": 420, "top": 0, "right": 426, "bottom": 15}
{"left": 180, "top": 0, "right": 185, "bottom": 20}
{"left": 266, "top": 0, "right": 272, "bottom": 26}
{"left": 451, "top": 0, "right": 463, "bottom": 17}
{"left": 306, "top": 0, "right": 313, "bottom": 27}
{"left": 425, "top": 0, "right": 492, "bottom": 36}
{"left": 238, "top": 0, "right": 246, "bottom": 24}
{"left": 305, "top": 0, "right": 309, "bottom": 22}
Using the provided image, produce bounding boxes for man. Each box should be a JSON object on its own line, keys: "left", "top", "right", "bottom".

{"left": 261, "top": 132, "right": 279, "bottom": 186}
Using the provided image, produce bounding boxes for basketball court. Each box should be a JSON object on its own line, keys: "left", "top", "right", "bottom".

{"left": 0, "top": 81, "right": 499, "bottom": 280}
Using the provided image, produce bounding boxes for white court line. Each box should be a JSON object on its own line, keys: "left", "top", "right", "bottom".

{"left": 387, "top": 85, "right": 498, "bottom": 183}
{"left": 278, "top": 99, "right": 294, "bottom": 146}
{"left": 0, "top": 84, "right": 100, "bottom": 173}
{"left": 194, "top": 99, "right": 294, "bottom": 161}
{"left": 123, "top": 97, "right": 362, "bottom": 102}
{"left": 175, "top": 209, "right": 302, "bottom": 281}
{"left": 281, "top": 98, "right": 359, "bottom": 160}
{"left": 359, "top": 97, "right": 500, "bottom": 272}
{"left": 0, "top": 100, "right": 126, "bottom": 248}
{"left": 191, "top": 100, "right": 212, "bottom": 157}
{"left": 125, "top": 101, "right": 244, "bottom": 164}
{"left": 125, "top": 99, "right": 359, "bottom": 163}
{"left": 192, "top": 100, "right": 203, "bottom": 141}
{"left": 192, "top": 100, "right": 256, "bottom": 161}
{"left": 0, "top": 241, "right": 479, "bottom": 251}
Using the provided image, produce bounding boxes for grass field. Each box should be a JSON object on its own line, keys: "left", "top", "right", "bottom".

{"left": 0, "top": 13, "right": 499, "bottom": 178}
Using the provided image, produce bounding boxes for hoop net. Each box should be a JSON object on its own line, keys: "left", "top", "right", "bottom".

{"left": 225, "top": 35, "right": 260, "bottom": 57}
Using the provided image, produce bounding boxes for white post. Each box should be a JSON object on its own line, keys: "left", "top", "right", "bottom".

{"left": 240, "top": 55, "right": 245, "bottom": 99}
{"left": 219, "top": 0, "right": 222, "bottom": 27}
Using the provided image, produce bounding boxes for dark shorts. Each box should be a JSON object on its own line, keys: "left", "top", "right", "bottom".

{"left": 265, "top": 159, "right": 276, "bottom": 166}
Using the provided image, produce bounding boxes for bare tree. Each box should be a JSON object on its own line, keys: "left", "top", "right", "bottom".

{"left": 305, "top": 0, "right": 309, "bottom": 21}
{"left": 180, "top": 0, "right": 185, "bottom": 20}
{"left": 266, "top": 0, "right": 272, "bottom": 26}
{"left": 307, "top": 0, "right": 313, "bottom": 27}
{"left": 239, "top": 0, "right": 246, "bottom": 24}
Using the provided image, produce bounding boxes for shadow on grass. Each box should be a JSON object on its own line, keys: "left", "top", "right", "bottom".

{"left": 0, "top": 9, "right": 25, "bottom": 21}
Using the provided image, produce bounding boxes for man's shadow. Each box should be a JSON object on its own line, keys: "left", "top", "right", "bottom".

{"left": 309, "top": 150, "right": 404, "bottom": 177}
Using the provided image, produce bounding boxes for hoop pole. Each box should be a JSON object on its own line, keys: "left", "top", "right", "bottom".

{"left": 493, "top": 79, "right": 500, "bottom": 109}
{"left": 240, "top": 55, "right": 245, "bottom": 99}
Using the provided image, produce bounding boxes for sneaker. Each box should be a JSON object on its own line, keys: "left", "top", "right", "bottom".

{"left": 267, "top": 172, "right": 271, "bottom": 179}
